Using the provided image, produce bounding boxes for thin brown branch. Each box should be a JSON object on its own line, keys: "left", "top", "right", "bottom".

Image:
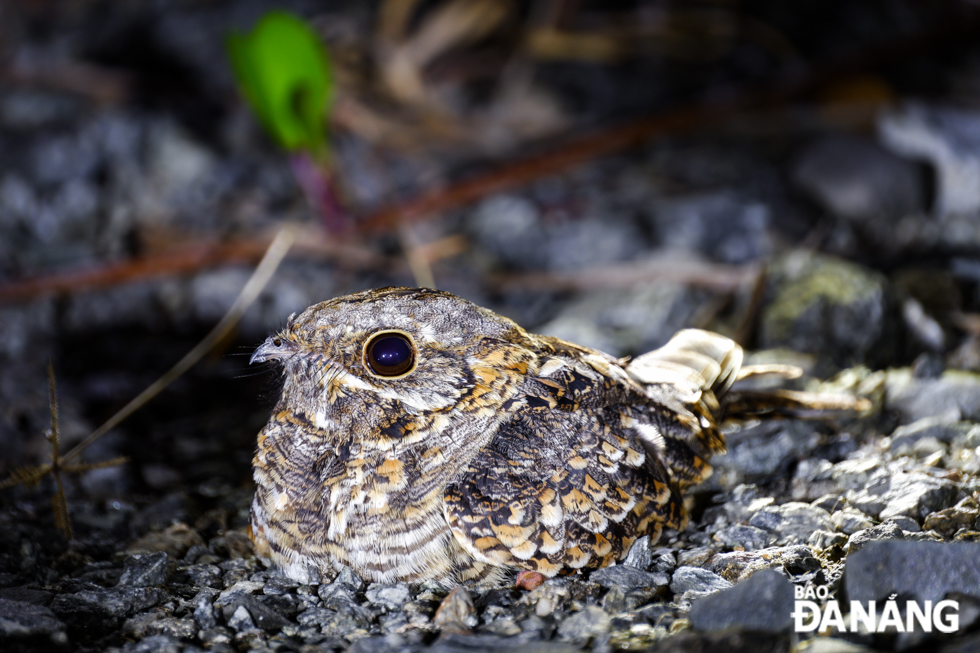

{"left": 490, "top": 257, "right": 759, "bottom": 294}
{"left": 62, "top": 457, "right": 131, "bottom": 474}
{"left": 0, "top": 225, "right": 380, "bottom": 305}
{"left": 2, "top": 58, "right": 131, "bottom": 105}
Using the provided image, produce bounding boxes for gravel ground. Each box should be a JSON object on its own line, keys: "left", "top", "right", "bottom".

{"left": 3, "top": 1, "right": 980, "bottom": 652}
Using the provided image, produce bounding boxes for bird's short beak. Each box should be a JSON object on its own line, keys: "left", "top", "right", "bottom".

{"left": 250, "top": 336, "right": 296, "bottom": 364}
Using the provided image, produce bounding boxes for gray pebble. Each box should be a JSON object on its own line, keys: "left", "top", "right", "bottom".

{"left": 670, "top": 567, "right": 732, "bottom": 596}
{"left": 847, "top": 521, "right": 906, "bottom": 555}
{"left": 748, "top": 502, "right": 834, "bottom": 544}
{"left": 556, "top": 605, "right": 611, "bottom": 642}
{"left": 713, "top": 524, "right": 775, "bottom": 551}
{"left": 193, "top": 592, "right": 217, "bottom": 630}
{"left": 118, "top": 553, "right": 171, "bottom": 588}
{"left": 226, "top": 605, "right": 255, "bottom": 632}
{"left": 50, "top": 587, "right": 167, "bottom": 620}
{"left": 365, "top": 583, "right": 411, "bottom": 610}
{"left": 0, "top": 597, "right": 68, "bottom": 647}
{"left": 831, "top": 509, "right": 875, "bottom": 535}
{"left": 844, "top": 541, "right": 980, "bottom": 604}
{"left": 760, "top": 251, "right": 891, "bottom": 369}
{"left": 689, "top": 569, "right": 795, "bottom": 633}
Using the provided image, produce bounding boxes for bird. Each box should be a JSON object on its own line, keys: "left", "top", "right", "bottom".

{"left": 248, "top": 286, "right": 865, "bottom": 587}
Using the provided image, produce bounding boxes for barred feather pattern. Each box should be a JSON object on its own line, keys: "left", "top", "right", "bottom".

{"left": 249, "top": 288, "right": 741, "bottom": 586}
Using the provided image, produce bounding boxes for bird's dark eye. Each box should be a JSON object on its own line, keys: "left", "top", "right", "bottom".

{"left": 273, "top": 338, "right": 282, "bottom": 347}
{"left": 365, "top": 332, "right": 416, "bottom": 377}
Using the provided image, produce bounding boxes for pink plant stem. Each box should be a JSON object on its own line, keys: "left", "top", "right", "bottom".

{"left": 290, "top": 153, "right": 348, "bottom": 234}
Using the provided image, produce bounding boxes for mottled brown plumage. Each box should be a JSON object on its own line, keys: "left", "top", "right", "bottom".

{"left": 248, "top": 287, "right": 850, "bottom": 586}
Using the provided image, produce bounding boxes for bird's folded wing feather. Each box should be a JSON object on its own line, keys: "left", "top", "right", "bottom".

{"left": 443, "top": 360, "right": 686, "bottom": 577}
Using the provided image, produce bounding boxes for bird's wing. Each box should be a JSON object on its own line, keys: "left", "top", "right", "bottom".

{"left": 625, "top": 329, "right": 741, "bottom": 488}
{"left": 443, "top": 353, "right": 686, "bottom": 577}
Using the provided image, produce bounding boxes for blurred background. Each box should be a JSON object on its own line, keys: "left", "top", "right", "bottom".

{"left": 2, "top": 0, "right": 980, "bottom": 537}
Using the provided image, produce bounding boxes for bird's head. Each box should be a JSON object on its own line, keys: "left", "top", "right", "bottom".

{"left": 250, "top": 287, "right": 537, "bottom": 413}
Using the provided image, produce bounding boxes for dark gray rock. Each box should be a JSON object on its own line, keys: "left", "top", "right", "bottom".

{"left": 622, "top": 535, "right": 653, "bottom": 570}
{"left": 713, "top": 524, "right": 775, "bottom": 551}
{"left": 297, "top": 600, "right": 372, "bottom": 638}
{"left": 830, "top": 458, "right": 880, "bottom": 492}
{"left": 0, "top": 598, "right": 68, "bottom": 649}
{"left": 721, "top": 484, "right": 774, "bottom": 522}
{"left": 651, "top": 190, "right": 772, "bottom": 263}
{"left": 791, "top": 134, "right": 924, "bottom": 224}
{"left": 923, "top": 500, "right": 980, "bottom": 537}
{"left": 676, "top": 547, "right": 721, "bottom": 569}
{"left": 847, "top": 520, "right": 906, "bottom": 555}
{"left": 748, "top": 502, "right": 834, "bottom": 544}
{"left": 50, "top": 587, "right": 167, "bottom": 620}
{"left": 365, "top": 583, "right": 411, "bottom": 610}
{"left": 193, "top": 592, "right": 217, "bottom": 629}
{"left": 879, "top": 103, "right": 980, "bottom": 217}
{"left": 123, "top": 612, "right": 197, "bottom": 640}
{"left": 590, "top": 565, "right": 670, "bottom": 591}
{"left": 913, "top": 352, "right": 946, "bottom": 379}
{"left": 131, "top": 634, "right": 183, "bottom": 653}
{"left": 543, "top": 216, "right": 647, "bottom": 272}
{"left": 940, "top": 632, "right": 980, "bottom": 653}
{"left": 807, "top": 530, "right": 848, "bottom": 550}
{"left": 714, "top": 421, "right": 819, "bottom": 479}
{"left": 471, "top": 194, "right": 646, "bottom": 273}
{"left": 173, "top": 563, "right": 222, "bottom": 589}
{"left": 0, "top": 587, "right": 54, "bottom": 605}
{"left": 556, "top": 605, "right": 610, "bottom": 642}
{"left": 592, "top": 565, "right": 669, "bottom": 613}
{"left": 198, "top": 625, "right": 234, "bottom": 648}
{"left": 670, "top": 567, "right": 732, "bottom": 596}
{"left": 886, "top": 370, "right": 980, "bottom": 424}
{"left": 891, "top": 418, "right": 973, "bottom": 450}
{"left": 118, "top": 552, "right": 171, "bottom": 587}
{"left": 260, "top": 576, "right": 299, "bottom": 597}
{"left": 219, "top": 594, "right": 291, "bottom": 631}
{"left": 538, "top": 282, "right": 708, "bottom": 357}
{"left": 633, "top": 630, "right": 789, "bottom": 653}
{"left": 844, "top": 541, "right": 980, "bottom": 603}
{"left": 689, "top": 569, "right": 795, "bottom": 633}
{"left": 432, "top": 632, "right": 582, "bottom": 653}
{"left": 320, "top": 565, "right": 365, "bottom": 598}
{"left": 831, "top": 509, "right": 874, "bottom": 535}
{"left": 760, "top": 251, "right": 892, "bottom": 369}
{"left": 706, "top": 545, "right": 820, "bottom": 582}
{"left": 879, "top": 473, "right": 959, "bottom": 522}
{"left": 810, "top": 494, "right": 846, "bottom": 513}
{"left": 226, "top": 604, "right": 255, "bottom": 632}
{"left": 886, "top": 516, "right": 921, "bottom": 533}
{"left": 791, "top": 459, "right": 837, "bottom": 502}
{"left": 433, "top": 586, "right": 477, "bottom": 632}
{"left": 649, "top": 550, "right": 677, "bottom": 575}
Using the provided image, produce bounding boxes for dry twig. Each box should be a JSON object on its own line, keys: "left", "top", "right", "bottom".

{"left": 0, "top": 363, "right": 129, "bottom": 539}
{"left": 491, "top": 257, "right": 760, "bottom": 293}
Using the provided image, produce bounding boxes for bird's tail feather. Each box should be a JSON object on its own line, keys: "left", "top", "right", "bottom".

{"left": 723, "top": 388, "right": 872, "bottom": 420}
{"left": 626, "top": 329, "right": 743, "bottom": 403}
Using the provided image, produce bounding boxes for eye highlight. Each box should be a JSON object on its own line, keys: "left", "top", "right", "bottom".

{"left": 364, "top": 331, "right": 416, "bottom": 377}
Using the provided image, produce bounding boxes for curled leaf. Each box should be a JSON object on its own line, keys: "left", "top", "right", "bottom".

{"left": 227, "top": 12, "right": 333, "bottom": 158}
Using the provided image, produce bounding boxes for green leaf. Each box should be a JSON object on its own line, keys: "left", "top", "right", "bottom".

{"left": 227, "top": 11, "right": 333, "bottom": 157}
